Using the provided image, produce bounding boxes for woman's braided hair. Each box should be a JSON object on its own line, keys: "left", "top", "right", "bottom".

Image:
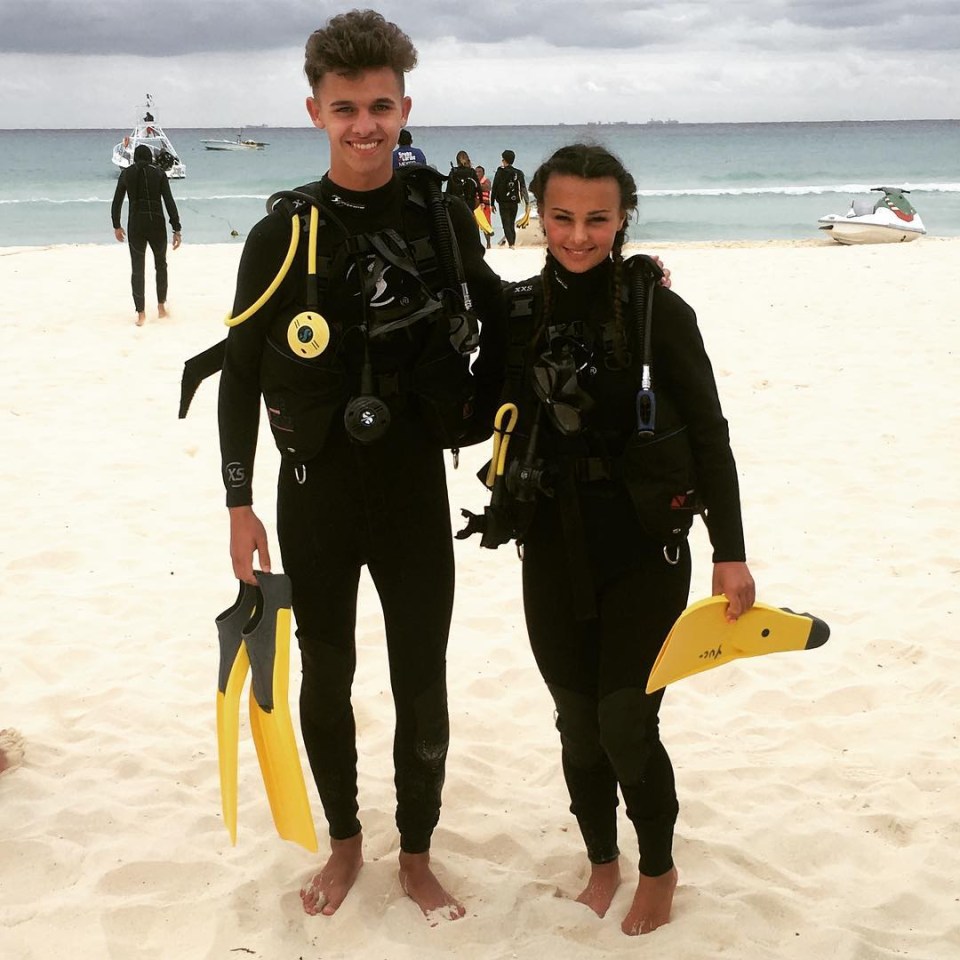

{"left": 529, "top": 143, "right": 638, "bottom": 365}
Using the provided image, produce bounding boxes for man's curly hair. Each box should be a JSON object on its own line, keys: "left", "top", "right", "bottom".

{"left": 304, "top": 9, "right": 418, "bottom": 91}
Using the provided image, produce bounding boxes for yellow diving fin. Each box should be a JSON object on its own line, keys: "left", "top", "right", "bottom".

{"left": 516, "top": 203, "right": 531, "bottom": 229}
{"left": 216, "top": 580, "right": 258, "bottom": 846}
{"left": 215, "top": 572, "right": 318, "bottom": 852}
{"left": 646, "top": 596, "right": 830, "bottom": 694}
{"left": 474, "top": 205, "right": 494, "bottom": 236}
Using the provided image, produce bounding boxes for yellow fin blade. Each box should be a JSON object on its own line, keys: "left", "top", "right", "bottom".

{"left": 646, "top": 597, "right": 830, "bottom": 693}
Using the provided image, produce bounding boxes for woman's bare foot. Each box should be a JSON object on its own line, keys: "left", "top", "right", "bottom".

{"left": 158, "top": 303, "right": 168, "bottom": 318}
{"left": 135, "top": 312, "right": 146, "bottom": 326}
{"left": 398, "top": 850, "right": 465, "bottom": 922}
{"left": 300, "top": 833, "right": 364, "bottom": 916}
{"left": 621, "top": 865, "right": 678, "bottom": 936}
{"left": 575, "top": 859, "right": 621, "bottom": 918}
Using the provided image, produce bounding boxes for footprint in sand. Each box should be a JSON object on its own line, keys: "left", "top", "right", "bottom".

{"left": 0, "top": 728, "right": 24, "bottom": 774}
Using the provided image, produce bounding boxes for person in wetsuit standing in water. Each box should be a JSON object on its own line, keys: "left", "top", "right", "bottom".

{"left": 217, "top": 9, "right": 505, "bottom": 921}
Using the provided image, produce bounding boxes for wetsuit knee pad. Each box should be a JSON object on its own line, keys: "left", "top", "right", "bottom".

{"left": 299, "top": 639, "right": 355, "bottom": 729}
{"left": 412, "top": 674, "right": 450, "bottom": 768}
{"left": 598, "top": 687, "right": 662, "bottom": 784}
{"left": 547, "top": 684, "right": 605, "bottom": 769}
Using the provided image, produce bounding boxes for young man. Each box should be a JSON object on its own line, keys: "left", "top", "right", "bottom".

{"left": 392, "top": 127, "right": 427, "bottom": 167}
{"left": 490, "top": 149, "right": 529, "bottom": 248}
{"left": 218, "top": 9, "right": 505, "bottom": 921}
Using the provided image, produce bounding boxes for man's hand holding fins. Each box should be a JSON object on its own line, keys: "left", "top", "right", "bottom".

{"left": 712, "top": 561, "right": 756, "bottom": 623}
{"left": 229, "top": 505, "right": 272, "bottom": 585}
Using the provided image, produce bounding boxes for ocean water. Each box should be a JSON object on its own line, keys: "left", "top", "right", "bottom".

{"left": 1, "top": 120, "right": 958, "bottom": 247}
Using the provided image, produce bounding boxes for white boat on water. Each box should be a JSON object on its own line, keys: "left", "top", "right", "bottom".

{"left": 111, "top": 94, "right": 186, "bottom": 179}
{"left": 818, "top": 187, "right": 925, "bottom": 244}
{"left": 200, "top": 131, "right": 269, "bottom": 151}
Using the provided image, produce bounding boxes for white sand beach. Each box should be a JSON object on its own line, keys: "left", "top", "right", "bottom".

{"left": 1, "top": 236, "right": 958, "bottom": 959}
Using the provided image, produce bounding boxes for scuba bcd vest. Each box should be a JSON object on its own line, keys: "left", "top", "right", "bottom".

{"left": 458, "top": 255, "right": 703, "bottom": 562}
{"left": 179, "top": 165, "right": 484, "bottom": 461}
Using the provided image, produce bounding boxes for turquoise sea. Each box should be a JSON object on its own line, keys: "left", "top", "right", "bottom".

{"left": 1, "top": 120, "right": 959, "bottom": 247}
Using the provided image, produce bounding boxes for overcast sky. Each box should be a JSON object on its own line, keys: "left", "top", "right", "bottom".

{"left": 1, "top": 0, "right": 958, "bottom": 128}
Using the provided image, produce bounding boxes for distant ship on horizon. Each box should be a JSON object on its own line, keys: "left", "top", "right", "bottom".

{"left": 583, "top": 118, "right": 680, "bottom": 127}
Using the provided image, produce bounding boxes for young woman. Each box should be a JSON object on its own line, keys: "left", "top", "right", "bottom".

{"left": 465, "top": 143, "right": 755, "bottom": 935}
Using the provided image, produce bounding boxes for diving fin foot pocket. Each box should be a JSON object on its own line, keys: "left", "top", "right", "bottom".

{"left": 215, "top": 572, "right": 318, "bottom": 852}
{"left": 646, "top": 596, "right": 830, "bottom": 694}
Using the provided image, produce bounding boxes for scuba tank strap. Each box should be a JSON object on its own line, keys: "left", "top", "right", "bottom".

{"left": 402, "top": 164, "right": 479, "bottom": 351}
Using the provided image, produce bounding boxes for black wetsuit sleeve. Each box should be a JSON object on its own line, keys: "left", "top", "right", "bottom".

{"left": 518, "top": 169, "right": 529, "bottom": 205}
{"left": 447, "top": 196, "right": 508, "bottom": 430}
{"left": 217, "top": 212, "right": 292, "bottom": 508}
{"left": 111, "top": 172, "right": 127, "bottom": 228}
{"left": 160, "top": 173, "right": 182, "bottom": 232}
{"left": 653, "top": 288, "right": 746, "bottom": 562}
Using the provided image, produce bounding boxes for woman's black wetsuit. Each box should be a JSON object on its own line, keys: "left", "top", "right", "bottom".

{"left": 218, "top": 173, "right": 504, "bottom": 853}
{"left": 111, "top": 160, "right": 181, "bottom": 312}
{"left": 515, "top": 258, "right": 745, "bottom": 876}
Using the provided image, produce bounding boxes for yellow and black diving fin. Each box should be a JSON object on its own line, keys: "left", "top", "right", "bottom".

{"left": 474, "top": 205, "right": 494, "bottom": 236}
{"left": 516, "top": 203, "right": 531, "bottom": 229}
{"left": 216, "top": 579, "right": 258, "bottom": 846}
{"left": 646, "top": 596, "right": 830, "bottom": 694}
{"left": 215, "top": 572, "right": 318, "bottom": 852}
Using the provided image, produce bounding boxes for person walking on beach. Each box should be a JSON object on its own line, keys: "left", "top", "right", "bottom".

{"left": 476, "top": 164, "right": 493, "bottom": 249}
{"left": 445, "top": 149, "right": 481, "bottom": 210}
{"left": 490, "top": 149, "right": 528, "bottom": 248}
{"left": 111, "top": 144, "right": 181, "bottom": 326}
{"left": 392, "top": 127, "right": 426, "bottom": 167}
{"left": 218, "top": 9, "right": 505, "bottom": 922}
{"left": 460, "top": 143, "right": 754, "bottom": 935}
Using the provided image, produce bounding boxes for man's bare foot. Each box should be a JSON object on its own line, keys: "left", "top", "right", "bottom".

{"left": 398, "top": 850, "right": 465, "bottom": 922}
{"left": 158, "top": 303, "right": 168, "bottom": 318}
{"left": 621, "top": 865, "right": 678, "bottom": 936}
{"left": 575, "top": 859, "right": 621, "bottom": 918}
{"left": 300, "top": 833, "right": 364, "bottom": 916}
{"left": 135, "top": 312, "right": 146, "bottom": 326}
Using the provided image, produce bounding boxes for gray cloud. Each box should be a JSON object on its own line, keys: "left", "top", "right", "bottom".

{"left": 1, "top": 0, "right": 957, "bottom": 56}
{"left": 780, "top": 0, "right": 960, "bottom": 50}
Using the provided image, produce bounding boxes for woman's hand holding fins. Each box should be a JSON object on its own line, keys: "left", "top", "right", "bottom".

{"left": 712, "top": 561, "right": 756, "bottom": 622}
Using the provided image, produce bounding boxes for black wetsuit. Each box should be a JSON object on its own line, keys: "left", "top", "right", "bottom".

{"left": 491, "top": 165, "right": 527, "bottom": 247}
{"left": 445, "top": 166, "right": 480, "bottom": 210}
{"left": 218, "top": 173, "right": 504, "bottom": 853}
{"left": 111, "top": 160, "right": 181, "bottom": 313}
{"left": 513, "top": 259, "right": 745, "bottom": 875}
